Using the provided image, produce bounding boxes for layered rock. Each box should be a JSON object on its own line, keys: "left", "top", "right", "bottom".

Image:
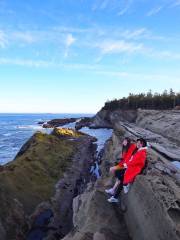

{"left": 62, "top": 121, "right": 180, "bottom": 240}
{"left": 135, "top": 109, "right": 180, "bottom": 145}
{"left": 102, "top": 128, "right": 180, "bottom": 240}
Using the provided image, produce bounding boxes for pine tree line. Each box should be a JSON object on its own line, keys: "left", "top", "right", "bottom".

{"left": 103, "top": 89, "right": 180, "bottom": 111}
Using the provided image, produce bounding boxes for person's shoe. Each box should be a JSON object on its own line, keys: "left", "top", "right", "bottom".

{"left": 107, "top": 196, "right": 119, "bottom": 203}
{"left": 123, "top": 184, "right": 130, "bottom": 194}
{"left": 105, "top": 188, "right": 115, "bottom": 195}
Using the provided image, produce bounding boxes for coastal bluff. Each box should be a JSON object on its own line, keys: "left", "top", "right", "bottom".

{"left": 0, "top": 108, "right": 180, "bottom": 240}
{"left": 0, "top": 128, "right": 96, "bottom": 239}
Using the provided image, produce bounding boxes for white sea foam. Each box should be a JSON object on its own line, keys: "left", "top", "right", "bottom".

{"left": 16, "top": 125, "right": 43, "bottom": 130}
{"left": 3, "top": 133, "right": 13, "bottom": 137}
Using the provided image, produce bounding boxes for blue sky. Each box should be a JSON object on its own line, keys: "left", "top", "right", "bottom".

{"left": 0, "top": 0, "right": 180, "bottom": 113}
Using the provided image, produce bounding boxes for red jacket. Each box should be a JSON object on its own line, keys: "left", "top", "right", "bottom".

{"left": 123, "top": 147, "right": 147, "bottom": 185}
{"left": 118, "top": 143, "right": 137, "bottom": 168}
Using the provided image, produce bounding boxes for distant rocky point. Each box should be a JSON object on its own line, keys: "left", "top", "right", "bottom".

{"left": 40, "top": 117, "right": 79, "bottom": 128}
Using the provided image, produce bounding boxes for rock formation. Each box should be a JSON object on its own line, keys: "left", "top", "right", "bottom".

{"left": 1, "top": 108, "right": 180, "bottom": 240}
{"left": 43, "top": 118, "right": 78, "bottom": 128}
{"left": 0, "top": 129, "right": 96, "bottom": 239}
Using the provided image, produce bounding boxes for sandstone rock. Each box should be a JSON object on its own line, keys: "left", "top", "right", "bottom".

{"left": 62, "top": 187, "right": 130, "bottom": 240}
{"left": 136, "top": 110, "right": 180, "bottom": 146}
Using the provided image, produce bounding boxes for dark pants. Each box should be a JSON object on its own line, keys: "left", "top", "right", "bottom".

{"left": 114, "top": 169, "right": 126, "bottom": 198}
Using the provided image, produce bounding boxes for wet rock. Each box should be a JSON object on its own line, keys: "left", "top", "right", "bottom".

{"left": 37, "top": 121, "right": 45, "bottom": 125}
{"left": 75, "top": 117, "right": 92, "bottom": 130}
{"left": 43, "top": 118, "right": 78, "bottom": 128}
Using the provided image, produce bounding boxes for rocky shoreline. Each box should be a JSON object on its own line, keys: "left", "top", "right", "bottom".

{"left": 0, "top": 108, "right": 180, "bottom": 240}
{"left": 0, "top": 128, "right": 97, "bottom": 239}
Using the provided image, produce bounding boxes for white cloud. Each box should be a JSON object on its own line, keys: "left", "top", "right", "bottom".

{"left": 171, "top": 0, "right": 180, "bottom": 7}
{"left": 149, "top": 50, "right": 180, "bottom": 60}
{"left": 92, "top": 0, "right": 132, "bottom": 15}
{"left": 64, "top": 33, "right": 76, "bottom": 58}
{"left": 96, "top": 40, "right": 143, "bottom": 55}
{"left": 12, "top": 31, "right": 37, "bottom": 44}
{"left": 0, "top": 30, "right": 8, "bottom": 48}
{"left": 0, "top": 57, "right": 55, "bottom": 68}
{"left": 65, "top": 33, "right": 76, "bottom": 47}
{"left": 121, "top": 28, "right": 148, "bottom": 40}
{"left": 118, "top": 0, "right": 132, "bottom": 16}
{"left": 100, "top": 0, "right": 109, "bottom": 10}
{"left": 147, "top": 6, "right": 163, "bottom": 16}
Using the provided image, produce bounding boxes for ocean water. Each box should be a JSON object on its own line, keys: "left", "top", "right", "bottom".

{"left": 0, "top": 113, "right": 113, "bottom": 165}
{"left": 0, "top": 113, "right": 92, "bottom": 165}
{"left": 62, "top": 122, "right": 113, "bottom": 153}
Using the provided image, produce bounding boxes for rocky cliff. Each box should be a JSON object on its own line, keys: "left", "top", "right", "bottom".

{"left": 63, "top": 124, "right": 180, "bottom": 240}
{"left": 0, "top": 128, "right": 96, "bottom": 240}
{"left": 1, "top": 108, "right": 180, "bottom": 240}
{"left": 67, "top": 108, "right": 180, "bottom": 240}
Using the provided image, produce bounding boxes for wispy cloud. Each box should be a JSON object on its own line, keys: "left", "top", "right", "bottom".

{"left": 147, "top": 6, "right": 163, "bottom": 17}
{"left": 171, "top": 0, "right": 180, "bottom": 7}
{"left": 0, "top": 25, "right": 179, "bottom": 63}
{"left": 120, "top": 28, "right": 148, "bottom": 40}
{"left": 148, "top": 49, "right": 180, "bottom": 60}
{"left": 0, "top": 57, "right": 180, "bottom": 87}
{"left": 100, "top": 0, "right": 109, "bottom": 10}
{"left": 96, "top": 40, "right": 143, "bottom": 55}
{"left": 65, "top": 33, "right": 76, "bottom": 47}
{"left": 12, "top": 31, "right": 37, "bottom": 44}
{"left": 0, "top": 30, "right": 8, "bottom": 48}
{"left": 92, "top": 0, "right": 132, "bottom": 15}
{"left": 93, "top": 36, "right": 180, "bottom": 61}
{"left": 117, "top": 0, "right": 132, "bottom": 16}
{"left": 0, "top": 57, "right": 55, "bottom": 68}
{"left": 64, "top": 33, "right": 76, "bottom": 58}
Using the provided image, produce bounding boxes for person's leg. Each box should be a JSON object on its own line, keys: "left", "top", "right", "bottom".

{"left": 107, "top": 169, "right": 125, "bottom": 202}
{"left": 112, "top": 179, "right": 120, "bottom": 191}
{"left": 113, "top": 180, "right": 123, "bottom": 198}
{"left": 105, "top": 169, "right": 122, "bottom": 194}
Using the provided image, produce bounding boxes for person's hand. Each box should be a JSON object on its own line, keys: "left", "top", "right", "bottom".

{"left": 110, "top": 166, "right": 116, "bottom": 174}
{"left": 123, "top": 163, "right": 127, "bottom": 168}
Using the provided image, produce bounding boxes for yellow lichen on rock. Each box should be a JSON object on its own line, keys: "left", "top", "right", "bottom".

{"left": 53, "top": 127, "right": 86, "bottom": 138}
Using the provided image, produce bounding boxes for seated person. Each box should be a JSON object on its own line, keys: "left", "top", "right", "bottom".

{"left": 107, "top": 138, "right": 147, "bottom": 203}
{"left": 105, "top": 137, "right": 136, "bottom": 195}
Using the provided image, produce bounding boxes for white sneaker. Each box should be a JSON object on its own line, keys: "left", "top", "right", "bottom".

{"left": 105, "top": 188, "right": 115, "bottom": 195}
{"left": 123, "top": 184, "right": 130, "bottom": 194}
{"left": 107, "top": 196, "right": 119, "bottom": 203}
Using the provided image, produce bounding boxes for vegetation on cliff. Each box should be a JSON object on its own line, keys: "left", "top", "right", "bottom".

{"left": 0, "top": 131, "right": 77, "bottom": 238}
{"left": 103, "top": 89, "right": 180, "bottom": 111}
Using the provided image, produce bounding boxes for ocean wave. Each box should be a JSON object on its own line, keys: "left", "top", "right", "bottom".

{"left": 16, "top": 125, "right": 43, "bottom": 130}
{"left": 2, "top": 133, "right": 13, "bottom": 137}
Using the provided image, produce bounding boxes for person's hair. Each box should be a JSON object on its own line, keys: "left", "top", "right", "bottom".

{"left": 137, "top": 138, "right": 147, "bottom": 147}
{"left": 122, "top": 137, "right": 131, "bottom": 154}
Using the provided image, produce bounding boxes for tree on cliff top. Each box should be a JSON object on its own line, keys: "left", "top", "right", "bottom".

{"left": 103, "top": 89, "right": 180, "bottom": 111}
